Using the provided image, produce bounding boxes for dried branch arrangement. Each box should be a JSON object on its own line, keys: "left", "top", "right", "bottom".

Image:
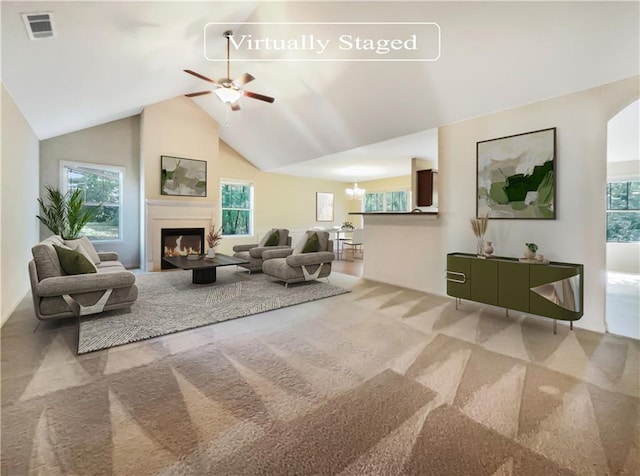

{"left": 206, "top": 225, "right": 223, "bottom": 249}
{"left": 470, "top": 215, "right": 489, "bottom": 238}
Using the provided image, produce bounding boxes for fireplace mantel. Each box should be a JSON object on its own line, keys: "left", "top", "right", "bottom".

{"left": 144, "top": 199, "right": 217, "bottom": 271}
{"left": 145, "top": 199, "right": 217, "bottom": 208}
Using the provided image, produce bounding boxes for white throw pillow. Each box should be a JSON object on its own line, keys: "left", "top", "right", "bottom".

{"left": 65, "top": 236, "right": 101, "bottom": 264}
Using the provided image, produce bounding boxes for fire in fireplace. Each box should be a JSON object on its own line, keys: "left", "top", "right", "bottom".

{"left": 161, "top": 227, "right": 205, "bottom": 269}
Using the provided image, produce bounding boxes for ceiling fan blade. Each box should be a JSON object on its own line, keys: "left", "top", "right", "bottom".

{"left": 185, "top": 91, "right": 212, "bottom": 97}
{"left": 232, "top": 73, "right": 255, "bottom": 87}
{"left": 184, "top": 69, "right": 215, "bottom": 83}
{"left": 231, "top": 102, "right": 241, "bottom": 111}
{"left": 243, "top": 90, "right": 275, "bottom": 103}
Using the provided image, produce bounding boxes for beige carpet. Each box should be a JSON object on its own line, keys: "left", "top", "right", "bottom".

{"left": 2, "top": 275, "right": 639, "bottom": 475}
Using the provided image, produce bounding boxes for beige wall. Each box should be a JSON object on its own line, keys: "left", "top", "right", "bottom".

{"left": 364, "top": 76, "right": 639, "bottom": 334}
{"left": 141, "top": 97, "right": 219, "bottom": 203}
{"left": 1, "top": 83, "right": 40, "bottom": 325}
{"left": 218, "top": 140, "right": 354, "bottom": 254}
{"left": 40, "top": 116, "right": 141, "bottom": 268}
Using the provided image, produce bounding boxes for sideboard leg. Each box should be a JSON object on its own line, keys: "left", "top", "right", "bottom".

{"left": 553, "top": 319, "right": 557, "bottom": 335}
{"left": 506, "top": 308, "right": 509, "bottom": 318}
{"left": 570, "top": 321, "right": 573, "bottom": 331}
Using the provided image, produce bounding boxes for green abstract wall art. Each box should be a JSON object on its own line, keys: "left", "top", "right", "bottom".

{"left": 161, "top": 155, "right": 207, "bottom": 197}
{"left": 477, "top": 127, "right": 556, "bottom": 219}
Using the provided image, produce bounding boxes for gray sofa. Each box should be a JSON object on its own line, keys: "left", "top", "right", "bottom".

{"left": 262, "top": 230, "right": 334, "bottom": 287}
{"left": 232, "top": 228, "right": 292, "bottom": 273}
{"left": 29, "top": 235, "right": 138, "bottom": 320}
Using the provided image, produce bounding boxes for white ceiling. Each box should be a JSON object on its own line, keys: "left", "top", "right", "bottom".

{"left": 2, "top": 1, "right": 638, "bottom": 182}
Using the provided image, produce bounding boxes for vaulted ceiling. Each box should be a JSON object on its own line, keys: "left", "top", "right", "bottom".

{"left": 2, "top": 1, "right": 638, "bottom": 181}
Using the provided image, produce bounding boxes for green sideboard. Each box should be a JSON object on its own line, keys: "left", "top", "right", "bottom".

{"left": 446, "top": 253, "right": 583, "bottom": 333}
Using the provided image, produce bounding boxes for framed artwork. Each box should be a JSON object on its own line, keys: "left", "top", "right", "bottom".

{"left": 161, "top": 155, "right": 207, "bottom": 197}
{"left": 477, "top": 127, "right": 556, "bottom": 219}
{"left": 316, "top": 192, "right": 334, "bottom": 222}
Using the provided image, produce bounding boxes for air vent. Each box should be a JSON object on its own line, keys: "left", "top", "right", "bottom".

{"left": 21, "top": 12, "right": 56, "bottom": 40}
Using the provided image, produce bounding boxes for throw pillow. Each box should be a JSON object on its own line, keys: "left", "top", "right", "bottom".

{"left": 64, "top": 236, "right": 101, "bottom": 264}
{"left": 302, "top": 232, "right": 320, "bottom": 253}
{"left": 258, "top": 228, "right": 276, "bottom": 247}
{"left": 53, "top": 245, "right": 97, "bottom": 275}
{"left": 264, "top": 231, "right": 279, "bottom": 247}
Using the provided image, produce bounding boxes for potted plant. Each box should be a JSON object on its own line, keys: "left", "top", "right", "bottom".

{"left": 524, "top": 242, "right": 538, "bottom": 259}
{"left": 36, "top": 186, "right": 99, "bottom": 240}
{"left": 342, "top": 221, "right": 354, "bottom": 230}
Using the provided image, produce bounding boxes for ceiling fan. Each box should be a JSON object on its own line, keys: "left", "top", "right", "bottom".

{"left": 184, "top": 30, "right": 275, "bottom": 111}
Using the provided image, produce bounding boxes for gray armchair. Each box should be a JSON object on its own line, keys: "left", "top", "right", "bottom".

{"left": 232, "top": 228, "right": 292, "bottom": 273}
{"left": 262, "top": 230, "right": 334, "bottom": 287}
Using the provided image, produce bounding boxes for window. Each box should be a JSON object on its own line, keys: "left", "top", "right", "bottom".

{"left": 60, "top": 161, "right": 123, "bottom": 241}
{"left": 386, "top": 190, "right": 408, "bottom": 212}
{"left": 221, "top": 181, "right": 253, "bottom": 235}
{"left": 364, "top": 189, "right": 409, "bottom": 212}
{"left": 607, "top": 180, "right": 640, "bottom": 242}
{"left": 364, "top": 192, "right": 383, "bottom": 212}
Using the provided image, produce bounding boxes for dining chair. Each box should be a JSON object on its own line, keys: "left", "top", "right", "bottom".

{"left": 342, "top": 228, "right": 364, "bottom": 261}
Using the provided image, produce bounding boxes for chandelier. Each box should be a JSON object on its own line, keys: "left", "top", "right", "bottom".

{"left": 346, "top": 182, "right": 365, "bottom": 200}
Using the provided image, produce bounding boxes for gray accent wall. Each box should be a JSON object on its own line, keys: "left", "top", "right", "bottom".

{"left": 40, "top": 116, "right": 141, "bottom": 268}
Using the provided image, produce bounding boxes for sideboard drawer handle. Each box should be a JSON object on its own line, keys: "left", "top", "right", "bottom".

{"left": 446, "top": 271, "right": 466, "bottom": 284}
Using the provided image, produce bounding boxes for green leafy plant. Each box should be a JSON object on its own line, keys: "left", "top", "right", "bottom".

{"left": 526, "top": 242, "right": 539, "bottom": 253}
{"left": 342, "top": 221, "right": 354, "bottom": 230}
{"left": 37, "top": 186, "right": 100, "bottom": 240}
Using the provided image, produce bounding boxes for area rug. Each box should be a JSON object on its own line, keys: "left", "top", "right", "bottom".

{"left": 77, "top": 268, "right": 350, "bottom": 354}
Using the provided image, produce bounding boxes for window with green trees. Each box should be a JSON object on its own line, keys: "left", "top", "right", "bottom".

{"left": 364, "top": 190, "right": 409, "bottom": 212}
{"left": 364, "top": 192, "right": 383, "bottom": 212}
{"left": 221, "top": 182, "right": 253, "bottom": 235}
{"left": 60, "top": 161, "right": 123, "bottom": 241}
{"left": 607, "top": 180, "right": 640, "bottom": 242}
{"left": 386, "top": 190, "right": 408, "bottom": 211}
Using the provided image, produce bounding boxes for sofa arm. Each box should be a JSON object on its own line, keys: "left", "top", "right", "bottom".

{"left": 35, "top": 271, "right": 136, "bottom": 297}
{"left": 286, "top": 252, "right": 335, "bottom": 267}
{"left": 263, "top": 248, "right": 294, "bottom": 260}
{"left": 98, "top": 251, "right": 119, "bottom": 261}
{"left": 233, "top": 243, "right": 258, "bottom": 252}
{"left": 249, "top": 245, "right": 291, "bottom": 258}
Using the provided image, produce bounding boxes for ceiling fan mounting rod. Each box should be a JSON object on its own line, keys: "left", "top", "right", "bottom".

{"left": 224, "top": 30, "right": 232, "bottom": 80}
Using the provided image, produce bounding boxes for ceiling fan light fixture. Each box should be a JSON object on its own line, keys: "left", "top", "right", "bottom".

{"left": 214, "top": 86, "right": 242, "bottom": 104}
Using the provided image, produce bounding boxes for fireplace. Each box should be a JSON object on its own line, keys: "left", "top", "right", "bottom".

{"left": 161, "top": 227, "right": 205, "bottom": 269}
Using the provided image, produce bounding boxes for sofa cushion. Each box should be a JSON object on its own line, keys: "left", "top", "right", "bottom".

{"left": 32, "top": 235, "right": 67, "bottom": 280}
{"left": 302, "top": 232, "right": 320, "bottom": 253}
{"left": 259, "top": 228, "right": 290, "bottom": 247}
{"left": 294, "top": 230, "right": 329, "bottom": 254}
{"left": 264, "top": 231, "right": 279, "bottom": 246}
{"left": 53, "top": 245, "right": 97, "bottom": 275}
{"left": 65, "top": 236, "right": 101, "bottom": 264}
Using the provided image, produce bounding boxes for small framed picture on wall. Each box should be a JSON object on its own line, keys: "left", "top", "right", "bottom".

{"left": 316, "top": 192, "right": 334, "bottom": 222}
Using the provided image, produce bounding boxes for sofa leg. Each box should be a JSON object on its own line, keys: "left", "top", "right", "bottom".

{"left": 285, "top": 282, "right": 289, "bottom": 289}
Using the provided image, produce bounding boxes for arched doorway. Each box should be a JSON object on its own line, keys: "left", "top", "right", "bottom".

{"left": 605, "top": 99, "right": 639, "bottom": 339}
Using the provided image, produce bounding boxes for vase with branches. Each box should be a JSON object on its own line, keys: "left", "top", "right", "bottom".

{"left": 206, "top": 224, "right": 223, "bottom": 258}
{"left": 470, "top": 215, "right": 489, "bottom": 256}
{"left": 37, "top": 186, "right": 99, "bottom": 240}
